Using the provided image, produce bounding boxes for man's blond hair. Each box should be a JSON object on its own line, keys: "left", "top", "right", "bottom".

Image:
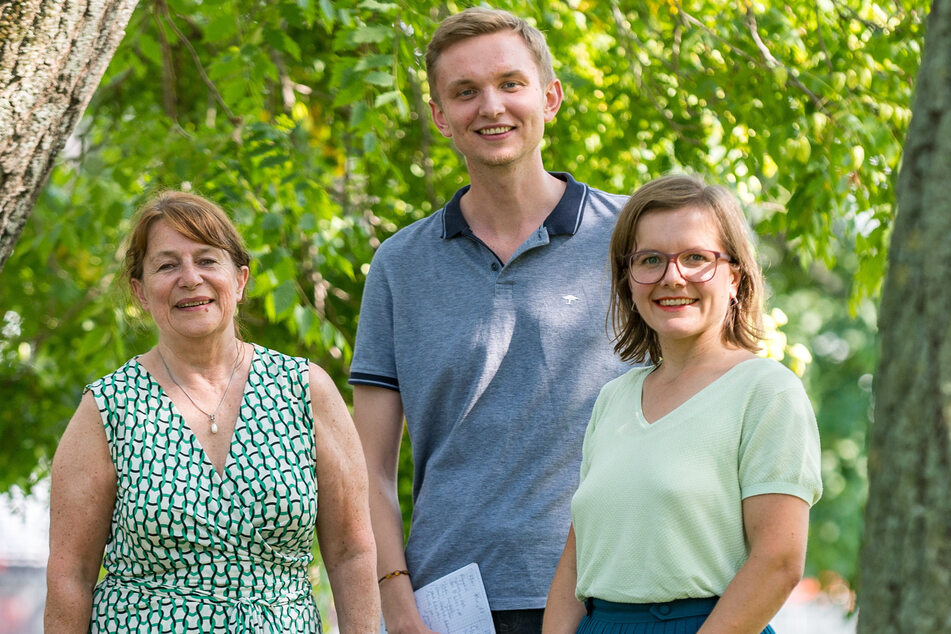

{"left": 425, "top": 7, "right": 555, "bottom": 104}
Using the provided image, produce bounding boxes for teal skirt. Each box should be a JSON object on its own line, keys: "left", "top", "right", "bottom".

{"left": 576, "top": 598, "right": 777, "bottom": 634}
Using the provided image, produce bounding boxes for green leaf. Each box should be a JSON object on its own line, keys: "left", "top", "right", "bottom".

{"left": 261, "top": 212, "right": 284, "bottom": 232}
{"left": 332, "top": 69, "right": 367, "bottom": 107}
{"left": 359, "top": 0, "right": 399, "bottom": 12}
{"left": 205, "top": 11, "right": 237, "bottom": 43}
{"left": 363, "top": 71, "right": 394, "bottom": 87}
{"left": 363, "top": 131, "right": 378, "bottom": 154}
{"left": 374, "top": 90, "right": 402, "bottom": 108}
{"left": 294, "top": 305, "right": 314, "bottom": 338}
{"left": 270, "top": 281, "right": 298, "bottom": 319}
{"left": 138, "top": 33, "right": 163, "bottom": 66}
{"left": 318, "top": 0, "right": 336, "bottom": 28}
{"left": 258, "top": 153, "right": 290, "bottom": 169}
{"left": 350, "top": 25, "right": 390, "bottom": 45}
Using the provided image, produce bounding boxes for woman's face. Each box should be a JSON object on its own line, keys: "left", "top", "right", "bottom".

{"left": 131, "top": 219, "right": 248, "bottom": 345}
{"left": 628, "top": 206, "right": 739, "bottom": 352}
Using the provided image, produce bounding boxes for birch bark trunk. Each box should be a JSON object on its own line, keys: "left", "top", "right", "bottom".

{"left": 0, "top": 0, "right": 138, "bottom": 270}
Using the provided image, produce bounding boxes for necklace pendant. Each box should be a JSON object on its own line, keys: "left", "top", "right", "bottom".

{"left": 210, "top": 421, "right": 219, "bottom": 434}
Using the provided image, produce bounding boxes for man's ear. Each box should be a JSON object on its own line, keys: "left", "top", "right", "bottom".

{"left": 430, "top": 98, "right": 453, "bottom": 138}
{"left": 543, "top": 78, "right": 564, "bottom": 123}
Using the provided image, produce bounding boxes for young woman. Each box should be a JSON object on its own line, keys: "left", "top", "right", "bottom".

{"left": 544, "top": 174, "right": 822, "bottom": 633}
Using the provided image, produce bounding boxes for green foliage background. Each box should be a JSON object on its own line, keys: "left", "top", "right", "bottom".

{"left": 0, "top": 0, "right": 927, "bottom": 595}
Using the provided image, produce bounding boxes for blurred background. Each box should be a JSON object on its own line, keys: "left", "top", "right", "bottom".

{"left": 0, "top": 1, "right": 927, "bottom": 631}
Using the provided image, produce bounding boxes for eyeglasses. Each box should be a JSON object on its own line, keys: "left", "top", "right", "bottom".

{"left": 627, "top": 249, "right": 733, "bottom": 284}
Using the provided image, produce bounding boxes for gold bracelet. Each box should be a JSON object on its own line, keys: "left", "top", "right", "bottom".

{"left": 378, "top": 569, "right": 410, "bottom": 584}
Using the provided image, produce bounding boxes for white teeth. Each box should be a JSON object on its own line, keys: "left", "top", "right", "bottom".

{"left": 658, "top": 298, "right": 695, "bottom": 306}
{"left": 479, "top": 126, "right": 511, "bottom": 135}
{"left": 177, "top": 300, "right": 211, "bottom": 308}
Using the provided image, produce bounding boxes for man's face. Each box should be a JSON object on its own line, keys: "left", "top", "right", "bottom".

{"left": 429, "top": 31, "right": 562, "bottom": 172}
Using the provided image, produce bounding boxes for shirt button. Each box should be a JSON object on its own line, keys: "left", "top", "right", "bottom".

{"left": 658, "top": 605, "right": 671, "bottom": 615}
{"left": 491, "top": 262, "right": 499, "bottom": 271}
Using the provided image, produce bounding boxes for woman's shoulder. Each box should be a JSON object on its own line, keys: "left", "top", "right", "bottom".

{"left": 732, "top": 356, "right": 803, "bottom": 384}
{"left": 725, "top": 356, "right": 809, "bottom": 405}
{"left": 250, "top": 343, "right": 308, "bottom": 367}
{"left": 248, "top": 344, "right": 315, "bottom": 397}
{"left": 84, "top": 356, "right": 149, "bottom": 394}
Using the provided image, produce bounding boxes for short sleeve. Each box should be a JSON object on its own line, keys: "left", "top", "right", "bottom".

{"left": 83, "top": 363, "right": 147, "bottom": 474}
{"left": 579, "top": 383, "right": 610, "bottom": 481}
{"left": 349, "top": 248, "right": 399, "bottom": 391}
{"left": 738, "top": 381, "right": 823, "bottom": 506}
{"left": 84, "top": 379, "right": 119, "bottom": 468}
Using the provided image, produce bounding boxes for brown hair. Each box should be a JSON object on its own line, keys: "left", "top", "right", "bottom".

{"left": 123, "top": 190, "right": 250, "bottom": 287}
{"left": 609, "top": 174, "right": 765, "bottom": 363}
{"left": 425, "top": 6, "right": 555, "bottom": 104}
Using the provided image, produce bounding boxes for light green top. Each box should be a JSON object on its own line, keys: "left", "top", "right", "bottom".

{"left": 571, "top": 357, "right": 822, "bottom": 603}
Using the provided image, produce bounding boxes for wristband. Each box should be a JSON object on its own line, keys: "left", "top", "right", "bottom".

{"left": 378, "top": 569, "right": 411, "bottom": 584}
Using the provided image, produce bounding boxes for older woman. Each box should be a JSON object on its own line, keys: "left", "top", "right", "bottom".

{"left": 544, "top": 174, "right": 822, "bottom": 633}
{"left": 45, "top": 191, "right": 379, "bottom": 632}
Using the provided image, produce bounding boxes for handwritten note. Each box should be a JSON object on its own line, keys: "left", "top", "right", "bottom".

{"left": 380, "top": 563, "right": 496, "bottom": 634}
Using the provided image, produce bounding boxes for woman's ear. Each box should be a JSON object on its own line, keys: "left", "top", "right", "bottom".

{"left": 130, "top": 278, "right": 149, "bottom": 311}
{"left": 236, "top": 266, "right": 249, "bottom": 301}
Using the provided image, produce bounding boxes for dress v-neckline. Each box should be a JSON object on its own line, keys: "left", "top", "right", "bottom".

{"left": 636, "top": 357, "right": 760, "bottom": 427}
{"left": 134, "top": 344, "right": 259, "bottom": 480}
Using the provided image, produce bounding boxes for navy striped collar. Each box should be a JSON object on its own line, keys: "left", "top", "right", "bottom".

{"left": 441, "top": 172, "right": 587, "bottom": 239}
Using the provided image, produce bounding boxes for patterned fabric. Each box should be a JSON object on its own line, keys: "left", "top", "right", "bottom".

{"left": 86, "top": 344, "right": 321, "bottom": 633}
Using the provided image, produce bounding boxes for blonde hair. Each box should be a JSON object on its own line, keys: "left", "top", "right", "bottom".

{"left": 609, "top": 174, "right": 765, "bottom": 363}
{"left": 426, "top": 7, "right": 555, "bottom": 104}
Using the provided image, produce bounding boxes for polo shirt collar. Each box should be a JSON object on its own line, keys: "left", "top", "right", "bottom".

{"left": 441, "top": 172, "right": 586, "bottom": 239}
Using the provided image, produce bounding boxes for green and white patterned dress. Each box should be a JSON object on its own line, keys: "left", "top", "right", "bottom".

{"left": 86, "top": 344, "right": 322, "bottom": 633}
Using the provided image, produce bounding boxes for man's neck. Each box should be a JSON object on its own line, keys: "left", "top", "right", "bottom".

{"left": 460, "top": 160, "right": 567, "bottom": 263}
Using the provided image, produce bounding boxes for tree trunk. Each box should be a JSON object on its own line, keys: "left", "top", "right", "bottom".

{"left": 860, "top": 0, "right": 951, "bottom": 631}
{"left": 0, "top": 0, "right": 138, "bottom": 271}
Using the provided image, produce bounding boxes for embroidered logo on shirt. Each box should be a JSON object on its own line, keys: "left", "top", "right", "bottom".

{"left": 562, "top": 295, "right": 579, "bottom": 305}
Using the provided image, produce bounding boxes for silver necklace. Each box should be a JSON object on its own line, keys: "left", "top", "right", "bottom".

{"left": 158, "top": 340, "right": 242, "bottom": 434}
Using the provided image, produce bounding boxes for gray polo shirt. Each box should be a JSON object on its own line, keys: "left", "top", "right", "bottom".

{"left": 350, "top": 173, "right": 630, "bottom": 610}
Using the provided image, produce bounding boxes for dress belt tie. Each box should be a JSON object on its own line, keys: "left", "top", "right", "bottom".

{"left": 105, "top": 576, "right": 311, "bottom": 633}
{"left": 228, "top": 597, "right": 270, "bottom": 634}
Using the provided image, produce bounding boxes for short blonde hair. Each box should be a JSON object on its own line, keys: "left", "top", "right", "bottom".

{"left": 425, "top": 7, "right": 555, "bottom": 104}
{"left": 609, "top": 174, "right": 765, "bottom": 363}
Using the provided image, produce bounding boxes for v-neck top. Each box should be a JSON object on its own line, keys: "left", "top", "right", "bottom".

{"left": 571, "top": 357, "right": 822, "bottom": 603}
{"left": 85, "top": 344, "right": 322, "bottom": 632}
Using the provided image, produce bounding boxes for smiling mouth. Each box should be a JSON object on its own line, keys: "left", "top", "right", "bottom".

{"left": 657, "top": 298, "right": 696, "bottom": 306}
{"left": 176, "top": 300, "right": 212, "bottom": 308}
{"left": 478, "top": 126, "right": 514, "bottom": 135}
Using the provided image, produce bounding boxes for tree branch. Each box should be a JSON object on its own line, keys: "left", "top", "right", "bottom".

{"left": 814, "top": 6, "right": 835, "bottom": 74}
{"left": 152, "top": 3, "right": 178, "bottom": 121}
{"left": 743, "top": 6, "right": 831, "bottom": 114}
{"left": 156, "top": 0, "right": 242, "bottom": 127}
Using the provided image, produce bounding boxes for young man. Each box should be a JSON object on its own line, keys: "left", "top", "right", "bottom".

{"left": 350, "top": 8, "right": 629, "bottom": 633}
